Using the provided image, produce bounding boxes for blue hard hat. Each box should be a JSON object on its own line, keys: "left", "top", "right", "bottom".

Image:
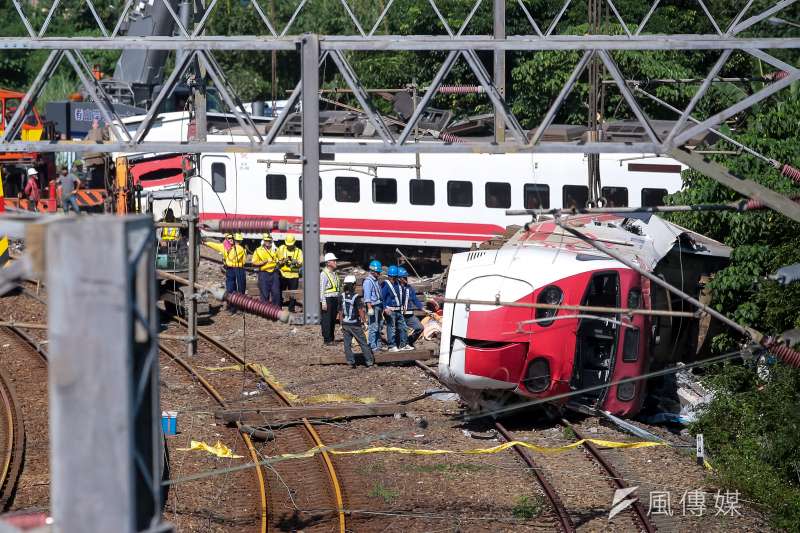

{"left": 387, "top": 265, "right": 399, "bottom": 277}
{"left": 397, "top": 267, "right": 409, "bottom": 278}
{"left": 369, "top": 259, "right": 382, "bottom": 272}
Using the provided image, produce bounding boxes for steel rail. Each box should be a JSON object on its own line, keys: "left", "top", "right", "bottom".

{"left": 561, "top": 419, "right": 656, "bottom": 533}
{"left": 4, "top": 325, "right": 49, "bottom": 365}
{"left": 157, "top": 342, "right": 269, "bottom": 533}
{"left": 414, "top": 360, "right": 575, "bottom": 531}
{"left": 494, "top": 422, "right": 576, "bottom": 532}
{"left": 0, "top": 365, "right": 24, "bottom": 511}
{"left": 0, "top": 307, "right": 49, "bottom": 511}
{"left": 172, "top": 316, "right": 347, "bottom": 533}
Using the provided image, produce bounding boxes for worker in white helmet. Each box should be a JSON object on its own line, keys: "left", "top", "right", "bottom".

{"left": 320, "top": 252, "right": 341, "bottom": 345}
{"left": 338, "top": 274, "right": 374, "bottom": 368}
{"left": 23, "top": 167, "right": 40, "bottom": 212}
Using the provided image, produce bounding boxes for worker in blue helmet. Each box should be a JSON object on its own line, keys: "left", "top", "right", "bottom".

{"left": 397, "top": 267, "right": 424, "bottom": 348}
{"left": 381, "top": 265, "right": 412, "bottom": 351}
{"left": 362, "top": 259, "right": 387, "bottom": 352}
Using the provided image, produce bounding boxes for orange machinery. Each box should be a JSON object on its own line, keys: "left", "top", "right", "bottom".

{"left": 0, "top": 89, "right": 107, "bottom": 212}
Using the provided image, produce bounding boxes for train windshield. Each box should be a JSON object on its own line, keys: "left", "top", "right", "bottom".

{"left": 570, "top": 272, "right": 620, "bottom": 406}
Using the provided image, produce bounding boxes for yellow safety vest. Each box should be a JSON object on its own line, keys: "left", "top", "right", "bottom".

{"left": 322, "top": 269, "right": 340, "bottom": 295}
{"left": 161, "top": 227, "right": 179, "bottom": 241}
{"left": 252, "top": 245, "right": 278, "bottom": 272}
{"left": 278, "top": 246, "right": 303, "bottom": 279}
{"left": 206, "top": 241, "right": 246, "bottom": 268}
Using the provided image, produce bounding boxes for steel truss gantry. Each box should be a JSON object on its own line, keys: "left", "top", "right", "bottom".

{"left": 0, "top": 0, "right": 798, "bottom": 155}
{"left": 2, "top": 1, "right": 800, "bottom": 319}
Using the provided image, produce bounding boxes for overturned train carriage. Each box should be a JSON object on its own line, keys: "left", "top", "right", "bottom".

{"left": 438, "top": 214, "right": 730, "bottom": 417}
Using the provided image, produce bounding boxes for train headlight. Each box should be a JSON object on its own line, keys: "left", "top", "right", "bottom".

{"left": 523, "top": 358, "right": 550, "bottom": 393}
{"left": 535, "top": 285, "right": 563, "bottom": 326}
{"left": 616, "top": 380, "right": 636, "bottom": 401}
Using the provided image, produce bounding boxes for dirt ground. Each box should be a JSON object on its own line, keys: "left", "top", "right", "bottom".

{"left": 158, "top": 257, "right": 773, "bottom": 532}
{"left": 0, "top": 259, "right": 775, "bottom": 532}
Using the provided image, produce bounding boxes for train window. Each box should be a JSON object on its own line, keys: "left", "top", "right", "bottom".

{"left": 336, "top": 176, "right": 360, "bottom": 203}
{"left": 485, "top": 182, "right": 511, "bottom": 208}
{"left": 372, "top": 178, "right": 397, "bottom": 204}
{"left": 641, "top": 188, "right": 668, "bottom": 207}
{"left": 524, "top": 183, "right": 550, "bottom": 209}
{"left": 266, "top": 174, "right": 287, "bottom": 200}
{"left": 211, "top": 162, "right": 226, "bottom": 193}
{"left": 622, "top": 328, "right": 640, "bottom": 362}
{"left": 298, "top": 177, "right": 322, "bottom": 200}
{"left": 601, "top": 186, "right": 628, "bottom": 207}
{"left": 447, "top": 180, "right": 473, "bottom": 207}
{"left": 562, "top": 185, "right": 588, "bottom": 209}
{"left": 410, "top": 179, "right": 435, "bottom": 205}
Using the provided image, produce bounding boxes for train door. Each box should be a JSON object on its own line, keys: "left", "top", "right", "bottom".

{"left": 199, "top": 155, "right": 232, "bottom": 220}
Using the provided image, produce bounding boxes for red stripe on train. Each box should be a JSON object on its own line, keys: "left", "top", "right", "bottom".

{"left": 198, "top": 212, "right": 505, "bottom": 236}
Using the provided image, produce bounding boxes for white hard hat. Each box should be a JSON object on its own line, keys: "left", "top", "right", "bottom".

{"left": 344, "top": 274, "right": 356, "bottom": 284}
{"left": 27, "top": 168, "right": 38, "bottom": 176}
{"left": 324, "top": 252, "right": 338, "bottom": 262}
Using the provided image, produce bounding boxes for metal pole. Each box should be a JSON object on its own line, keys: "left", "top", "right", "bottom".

{"left": 186, "top": 195, "right": 198, "bottom": 356}
{"left": 194, "top": 0, "right": 207, "bottom": 142}
{"left": 177, "top": 0, "right": 192, "bottom": 65}
{"left": 47, "top": 216, "right": 162, "bottom": 533}
{"left": 493, "top": 0, "right": 505, "bottom": 144}
{"left": 301, "top": 33, "right": 321, "bottom": 325}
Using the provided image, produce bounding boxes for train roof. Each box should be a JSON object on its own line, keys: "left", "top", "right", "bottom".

{"left": 499, "top": 214, "right": 730, "bottom": 271}
{"left": 119, "top": 111, "right": 714, "bottom": 147}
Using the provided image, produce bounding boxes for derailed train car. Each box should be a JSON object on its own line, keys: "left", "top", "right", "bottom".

{"left": 438, "top": 214, "right": 730, "bottom": 417}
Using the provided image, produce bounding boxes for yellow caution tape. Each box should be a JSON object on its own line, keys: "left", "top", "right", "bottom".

{"left": 177, "top": 440, "right": 244, "bottom": 459}
{"left": 302, "top": 394, "right": 377, "bottom": 405}
{"left": 267, "top": 438, "right": 665, "bottom": 461}
{"left": 199, "top": 365, "right": 376, "bottom": 405}
{"left": 247, "top": 363, "right": 301, "bottom": 403}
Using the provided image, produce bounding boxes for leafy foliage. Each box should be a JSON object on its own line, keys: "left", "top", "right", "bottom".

{"left": 667, "top": 84, "right": 800, "bottom": 531}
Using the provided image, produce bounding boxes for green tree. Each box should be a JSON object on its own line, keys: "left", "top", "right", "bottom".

{"left": 667, "top": 89, "right": 800, "bottom": 528}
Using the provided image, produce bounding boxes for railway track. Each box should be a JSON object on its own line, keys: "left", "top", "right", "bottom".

{"left": 560, "top": 419, "right": 656, "bottom": 533}
{"left": 0, "top": 303, "right": 50, "bottom": 514}
{"left": 0, "top": 364, "right": 24, "bottom": 510}
{"left": 168, "top": 315, "right": 347, "bottom": 532}
{"left": 413, "top": 360, "right": 657, "bottom": 532}
{"left": 158, "top": 342, "right": 269, "bottom": 532}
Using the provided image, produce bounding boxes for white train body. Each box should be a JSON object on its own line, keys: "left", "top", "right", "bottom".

{"left": 122, "top": 112, "right": 685, "bottom": 252}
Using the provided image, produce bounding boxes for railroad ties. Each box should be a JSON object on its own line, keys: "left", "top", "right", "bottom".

{"left": 162, "top": 316, "right": 348, "bottom": 533}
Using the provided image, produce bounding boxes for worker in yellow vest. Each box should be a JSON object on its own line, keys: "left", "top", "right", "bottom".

{"left": 160, "top": 208, "right": 180, "bottom": 242}
{"left": 320, "top": 252, "right": 341, "bottom": 345}
{"left": 277, "top": 235, "right": 303, "bottom": 313}
{"left": 251, "top": 232, "right": 281, "bottom": 306}
{"left": 204, "top": 232, "right": 247, "bottom": 313}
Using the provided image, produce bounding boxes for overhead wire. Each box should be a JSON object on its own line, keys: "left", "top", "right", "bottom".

{"left": 160, "top": 346, "right": 749, "bottom": 487}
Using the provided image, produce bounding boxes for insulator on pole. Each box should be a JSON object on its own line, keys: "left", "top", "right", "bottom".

{"left": 223, "top": 292, "right": 290, "bottom": 323}
{"left": 763, "top": 337, "right": 800, "bottom": 368}
{"left": 780, "top": 163, "right": 800, "bottom": 184}
{"left": 437, "top": 131, "right": 466, "bottom": 144}
{"left": 436, "top": 85, "right": 485, "bottom": 94}
{"left": 204, "top": 218, "right": 292, "bottom": 233}
{"left": 768, "top": 70, "right": 789, "bottom": 81}
{"left": 742, "top": 198, "right": 767, "bottom": 210}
